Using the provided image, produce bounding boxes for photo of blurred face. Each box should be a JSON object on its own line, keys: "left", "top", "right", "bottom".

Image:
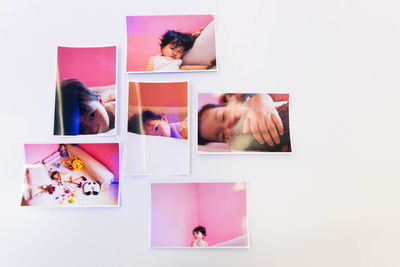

{"left": 79, "top": 100, "right": 110, "bottom": 134}
{"left": 143, "top": 117, "right": 171, "bottom": 137}
{"left": 193, "top": 231, "right": 204, "bottom": 240}
{"left": 199, "top": 106, "right": 240, "bottom": 143}
{"left": 161, "top": 43, "right": 185, "bottom": 59}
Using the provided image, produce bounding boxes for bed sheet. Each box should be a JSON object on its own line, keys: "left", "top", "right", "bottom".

{"left": 23, "top": 157, "right": 118, "bottom": 207}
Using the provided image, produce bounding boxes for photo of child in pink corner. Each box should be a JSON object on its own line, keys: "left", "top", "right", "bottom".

{"left": 126, "top": 15, "right": 217, "bottom": 72}
{"left": 198, "top": 93, "right": 292, "bottom": 153}
{"left": 53, "top": 46, "right": 117, "bottom": 136}
{"left": 151, "top": 182, "right": 249, "bottom": 248}
{"left": 126, "top": 82, "right": 190, "bottom": 175}
{"left": 21, "top": 143, "right": 120, "bottom": 207}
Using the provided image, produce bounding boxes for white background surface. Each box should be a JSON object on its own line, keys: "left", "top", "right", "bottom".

{"left": 1, "top": 0, "right": 400, "bottom": 266}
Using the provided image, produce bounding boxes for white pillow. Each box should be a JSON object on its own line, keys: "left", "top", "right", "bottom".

{"left": 182, "top": 20, "right": 216, "bottom": 66}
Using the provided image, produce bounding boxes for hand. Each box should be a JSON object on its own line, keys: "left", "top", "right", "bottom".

{"left": 192, "top": 27, "right": 204, "bottom": 38}
{"left": 242, "top": 105, "right": 284, "bottom": 146}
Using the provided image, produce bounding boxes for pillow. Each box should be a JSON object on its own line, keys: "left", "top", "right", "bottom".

{"left": 66, "top": 145, "right": 114, "bottom": 191}
{"left": 182, "top": 20, "right": 216, "bottom": 66}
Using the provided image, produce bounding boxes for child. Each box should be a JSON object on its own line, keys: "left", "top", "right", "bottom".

{"left": 128, "top": 110, "right": 188, "bottom": 139}
{"left": 144, "top": 30, "right": 210, "bottom": 71}
{"left": 190, "top": 226, "right": 208, "bottom": 247}
{"left": 49, "top": 171, "right": 87, "bottom": 187}
{"left": 198, "top": 94, "right": 291, "bottom": 152}
{"left": 54, "top": 78, "right": 115, "bottom": 135}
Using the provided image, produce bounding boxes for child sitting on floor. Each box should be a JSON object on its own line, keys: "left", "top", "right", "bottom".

{"left": 128, "top": 110, "right": 188, "bottom": 139}
{"left": 50, "top": 171, "right": 87, "bottom": 187}
{"left": 144, "top": 29, "right": 210, "bottom": 71}
{"left": 54, "top": 78, "right": 115, "bottom": 135}
{"left": 190, "top": 226, "right": 208, "bottom": 247}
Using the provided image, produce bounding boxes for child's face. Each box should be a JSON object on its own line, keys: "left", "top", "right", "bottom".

{"left": 79, "top": 100, "right": 110, "bottom": 134}
{"left": 143, "top": 117, "right": 171, "bottom": 137}
{"left": 193, "top": 231, "right": 204, "bottom": 240}
{"left": 199, "top": 106, "right": 240, "bottom": 143}
{"left": 161, "top": 43, "right": 185, "bottom": 59}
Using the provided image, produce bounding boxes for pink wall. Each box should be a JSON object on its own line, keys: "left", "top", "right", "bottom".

{"left": 24, "top": 143, "right": 119, "bottom": 182}
{"left": 126, "top": 15, "right": 215, "bottom": 71}
{"left": 77, "top": 143, "right": 119, "bottom": 182}
{"left": 197, "top": 183, "right": 248, "bottom": 246}
{"left": 24, "top": 144, "right": 59, "bottom": 165}
{"left": 151, "top": 183, "right": 199, "bottom": 247}
{"left": 57, "top": 46, "right": 117, "bottom": 87}
{"left": 151, "top": 182, "right": 247, "bottom": 247}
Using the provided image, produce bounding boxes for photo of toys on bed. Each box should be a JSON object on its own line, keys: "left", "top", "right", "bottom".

{"left": 22, "top": 144, "right": 120, "bottom": 207}
{"left": 20, "top": 14, "right": 292, "bottom": 249}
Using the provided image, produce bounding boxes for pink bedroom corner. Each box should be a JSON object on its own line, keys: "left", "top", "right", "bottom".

{"left": 151, "top": 182, "right": 248, "bottom": 248}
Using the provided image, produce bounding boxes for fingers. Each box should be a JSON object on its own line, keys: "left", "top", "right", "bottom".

{"left": 243, "top": 117, "right": 250, "bottom": 134}
{"left": 258, "top": 118, "right": 273, "bottom": 146}
{"left": 272, "top": 113, "right": 284, "bottom": 135}
{"left": 266, "top": 119, "right": 280, "bottom": 145}
{"left": 250, "top": 119, "right": 264, "bottom": 144}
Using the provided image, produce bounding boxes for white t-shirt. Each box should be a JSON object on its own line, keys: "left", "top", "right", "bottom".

{"left": 153, "top": 55, "right": 182, "bottom": 71}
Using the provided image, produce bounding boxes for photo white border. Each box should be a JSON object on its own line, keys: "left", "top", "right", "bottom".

{"left": 52, "top": 44, "right": 119, "bottom": 137}
{"left": 148, "top": 179, "right": 250, "bottom": 249}
{"left": 124, "top": 14, "right": 219, "bottom": 74}
{"left": 196, "top": 91, "right": 295, "bottom": 155}
{"left": 20, "top": 141, "right": 121, "bottom": 208}
{"left": 125, "top": 80, "right": 191, "bottom": 176}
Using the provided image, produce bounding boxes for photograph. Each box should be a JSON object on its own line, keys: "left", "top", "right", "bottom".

{"left": 53, "top": 46, "right": 117, "bottom": 136}
{"left": 21, "top": 143, "right": 120, "bottom": 207}
{"left": 151, "top": 182, "right": 249, "bottom": 248}
{"left": 126, "top": 15, "right": 217, "bottom": 73}
{"left": 198, "top": 93, "right": 292, "bottom": 153}
{"left": 126, "top": 81, "right": 190, "bottom": 175}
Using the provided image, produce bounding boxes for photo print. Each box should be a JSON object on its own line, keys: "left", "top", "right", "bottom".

{"left": 126, "top": 15, "right": 217, "bottom": 73}
{"left": 151, "top": 182, "right": 249, "bottom": 248}
{"left": 53, "top": 46, "right": 117, "bottom": 136}
{"left": 21, "top": 143, "right": 120, "bottom": 207}
{"left": 198, "top": 93, "right": 292, "bottom": 153}
{"left": 126, "top": 81, "right": 189, "bottom": 175}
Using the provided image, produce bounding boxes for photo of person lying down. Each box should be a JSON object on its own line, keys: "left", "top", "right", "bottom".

{"left": 198, "top": 93, "right": 292, "bottom": 153}
{"left": 151, "top": 182, "right": 249, "bottom": 248}
{"left": 21, "top": 143, "right": 120, "bottom": 207}
{"left": 126, "top": 15, "right": 217, "bottom": 72}
{"left": 126, "top": 81, "right": 189, "bottom": 175}
{"left": 53, "top": 46, "right": 117, "bottom": 136}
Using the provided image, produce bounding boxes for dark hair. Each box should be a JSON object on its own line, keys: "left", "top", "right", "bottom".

{"left": 128, "top": 110, "right": 163, "bottom": 134}
{"left": 198, "top": 104, "right": 226, "bottom": 145}
{"left": 193, "top": 226, "right": 206, "bottom": 236}
{"left": 160, "top": 30, "right": 195, "bottom": 52}
{"left": 54, "top": 78, "right": 99, "bottom": 135}
{"left": 198, "top": 102, "right": 291, "bottom": 151}
{"left": 50, "top": 171, "right": 59, "bottom": 180}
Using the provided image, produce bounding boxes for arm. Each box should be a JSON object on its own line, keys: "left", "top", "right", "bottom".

{"left": 179, "top": 64, "right": 209, "bottom": 70}
{"left": 144, "top": 56, "right": 155, "bottom": 71}
{"left": 242, "top": 94, "right": 284, "bottom": 146}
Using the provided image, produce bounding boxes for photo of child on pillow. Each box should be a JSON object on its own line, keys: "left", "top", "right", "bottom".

{"left": 128, "top": 110, "right": 188, "bottom": 139}
{"left": 126, "top": 15, "right": 217, "bottom": 72}
{"left": 144, "top": 29, "right": 213, "bottom": 71}
{"left": 198, "top": 93, "right": 291, "bottom": 152}
{"left": 54, "top": 78, "right": 116, "bottom": 135}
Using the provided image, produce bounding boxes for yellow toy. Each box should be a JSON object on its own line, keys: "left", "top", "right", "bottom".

{"left": 66, "top": 157, "right": 84, "bottom": 171}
